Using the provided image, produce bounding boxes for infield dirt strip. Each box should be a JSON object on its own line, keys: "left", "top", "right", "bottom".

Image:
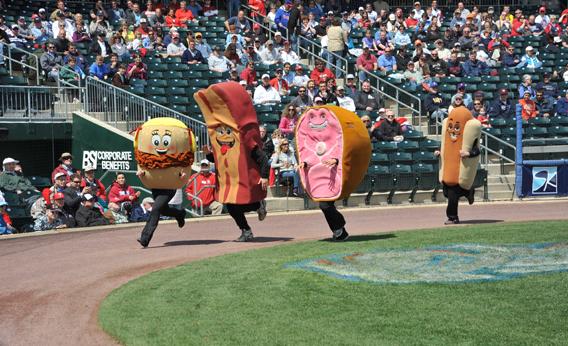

{"left": 0, "top": 200, "right": 566, "bottom": 346}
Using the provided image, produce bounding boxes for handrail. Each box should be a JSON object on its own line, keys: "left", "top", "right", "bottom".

{"left": 297, "top": 35, "right": 349, "bottom": 82}
{"left": 241, "top": 4, "right": 288, "bottom": 41}
{"left": 57, "top": 64, "right": 83, "bottom": 89}
{"left": 5, "top": 45, "right": 40, "bottom": 85}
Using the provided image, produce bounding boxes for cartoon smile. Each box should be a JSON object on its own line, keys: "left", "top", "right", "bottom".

{"left": 155, "top": 148, "right": 169, "bottom": 155}
{"left": 447, "top": 121, "right": 461, "bottom": 142}
{"left": 216, "top": 138, "right": 235, "bottom": 148}
{"left": 214, "top": 126, "right": 237, "bottom": 155}
{"left": 309, "top": 120, "right": 328, "bottom": 131}
{"left": 449, "top": 133, "right": 458, "bottom": 141}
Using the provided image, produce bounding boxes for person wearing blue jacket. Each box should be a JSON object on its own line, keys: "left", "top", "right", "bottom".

{"left": 461, "top": 50, "right": 489, "bottom": 77}
{"left": 275, "top": 0, "right": 293, "bottom": 36}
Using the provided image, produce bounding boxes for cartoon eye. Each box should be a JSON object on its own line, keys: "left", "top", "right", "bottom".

{"left": 216, "top": 127, "right": 225, "bottom": 135}
{"left": 226, "top": 128, "right": 232, "bottom": 135}
{"left": 454, "top": 124, "right": 461, "bottom": 131}
{"left": 320, "top": 114, "right": 325, "bottom": 119}
{"left": 448, "top": 122, "right": 454, "bottom": 130}
{"left": 162, "top": 135, "right": 172, "bottom": 147}
{"left": 151, "top": 134, "right": 161, "bottom": 146}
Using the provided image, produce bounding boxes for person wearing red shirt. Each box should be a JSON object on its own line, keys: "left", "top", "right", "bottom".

{"left": 185, "top": 160, "right": 223, "bottom": 215}
{"left": 270, "top": 68, "right": 290, "bottom": 95}
{"left": 487, "top": 36, "right": 510, "bottom": 51}
{"left": 240, "top": 61, "right": 257, "bottom": 86}
{"left": 80, "top": 166, "right": 107, "bottom": 206}
{"left": 108, "top": 173, "right": 140, "bottom": 207}
{"left": 356, "top": 46, "right": 378, "bottom": 82}
{"left": 175, "top": 1, "right": 194, "bottom": 24}
{"left": 511, "top": 10, "right": 524, "bottom": 36}
{"left": 309, "top": 59, "right": 335, "bottom": 85}
{"left": 248, "top": 0, "right": 266, "bottom": 18}
{"left": 519, "top": 91, "right": 537, "bottom": 120}
{"left": 560, "top": 9, "right": 568, "bottom": 25}
{"left": 135, "top": 18, "right": 150, "bottom": 37}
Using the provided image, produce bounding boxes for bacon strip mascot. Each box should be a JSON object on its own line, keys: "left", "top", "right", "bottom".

{"left": 296, "top": 105, "right": 371, "bottom": 241}
{"left": 134, "top": 117, "right": 196, "bottom": 247}
{"left": 439, "top": 106, "right": 482, "bottom": 224}
{"left": 194, "top": 81, "right": 269, "bottom": 242}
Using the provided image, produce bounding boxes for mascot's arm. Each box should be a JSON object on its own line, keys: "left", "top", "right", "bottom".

{"left": 251, "top": 145, "right": 270, "bottom": 179}
{"left": 468, "top": 138, "right": 480, "bottom": 158}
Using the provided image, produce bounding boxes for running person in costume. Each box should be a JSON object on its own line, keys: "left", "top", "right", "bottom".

{"left": 438, "top": 106, "right": 482, "bottom": 224}
{"left": 296, "top": 105, "right": 371, "bottom": 240}
{"left": 134, "top": 118, "right": 196, "bottom": 247}
{"left": 194, "top": 81, "right": 269, "bottom": 242}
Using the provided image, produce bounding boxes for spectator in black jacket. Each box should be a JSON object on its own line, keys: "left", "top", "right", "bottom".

{"left": 534, "top": 89, "right": 555, "bottom": 117}
{"left": 488, "top": 89, "right": 515, "bottom": 119}
{"left": 355, "top": 80, "right": 383, "bottom": 112}
{"left": 181, "top": 39, "right": 205, "bottom": 64}
{"left": 372, "top": 109, "right": 403, "bottom": 142}
{"left": 90, "top": 32, "right": 112, "bottom": 57}
{"left": 75, "top": 194, "right": 110, "bottom": 227}
{"left": 424, "top": 82, "right": 448, "bottom": 121}
{"left": 63, "top": 174, "right": 87, "bottom": 216}
{"left": 536, "top": 72, "right": 559, "bottom": 99}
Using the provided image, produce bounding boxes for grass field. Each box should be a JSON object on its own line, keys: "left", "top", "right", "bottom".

{"left": 99, "top": 221, "right": 568, "bottom": 345}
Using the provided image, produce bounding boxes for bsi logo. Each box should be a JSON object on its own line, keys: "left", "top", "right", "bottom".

{"left": 83, "top": 151, "right": 98, "bottom": 169}
{"left": 532, "top": 166, "right": 557, "bottom": 195}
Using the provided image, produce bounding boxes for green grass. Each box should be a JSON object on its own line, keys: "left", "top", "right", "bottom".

{"left": 99, "top": 221, "right": 568, "bottom": 345}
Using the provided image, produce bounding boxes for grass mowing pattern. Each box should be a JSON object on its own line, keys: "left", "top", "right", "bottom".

{"left": 99, "top": 221, "right": 568, "bottom": 345}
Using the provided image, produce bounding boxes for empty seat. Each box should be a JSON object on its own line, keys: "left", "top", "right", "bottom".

{"left": 374, "top": 141, "right": 397, "bottom": 153}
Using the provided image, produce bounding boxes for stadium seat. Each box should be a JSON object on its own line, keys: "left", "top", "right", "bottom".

{"left": 169, "top": 96, "right": 191, "bottom": 105}
{"left": 404, "top": 129, "right": 425, "bottom": 141}
{"left": 0, "top": 76, "right": 27, "bottom": 85}
{"left": 397, "top": 140, "right": 420, "bottom": 152}
{"left": 169, "top": 63, "right": 190, "bottom": 72}
{"left": 528, "top": 117, "right": 551, "bottom": 127}
{"left": 166, "top": 87, "right": 186, "bottom": 95}
{"left": 390, "top": 152, "right": 413, "bottom": 164}
{"left": 147, "top": 79, "right": 168, "bottom": 88}
{"left": 148, "top": 95, "right": 168, "bottom": 104}
{"left": 413, "top": 151, "right": 438, "bottom": 165}
{"left": 526, "top": 126, "right": 548, "bottom": 137}
{"left": 419, "top": 139, "right": 440, "bottom": 151}
{"left": 188, "top": 79, "right": 210, "bottom": 88}
{"left": 548, "top": 126, "right": 568, "bottom": 137}
{"left": 146, "top": 87, "right": 166, "bottom": 96}
{"left": 374, "top": 141, "right": 397, "bottom": 153}
{"left": 148, "top": 71, "right": 164, "bottom": 79}
{"left": 169, "top": 79, "right": 190, "bottom": 88}
{"left": 183, "top": 70, "right": 203, "bottom": 79}
{"left": 164, "top": 71, "right": 184, "bottom": 79}
{"left": 170, "top": 104, "right": 189, "bottom": 114}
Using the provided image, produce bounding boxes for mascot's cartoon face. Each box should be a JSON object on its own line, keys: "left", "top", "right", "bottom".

{"left": 446, "top": 119, "right": 462, "bottom": 142}
{"left": 213, "top": 125, "right": 238, "bottom": 155}
{"left": 308, "top": 109, "right": 330, "bottom": 131}
{"left": 138, "top": 124, "right": 192, "bottom": 156}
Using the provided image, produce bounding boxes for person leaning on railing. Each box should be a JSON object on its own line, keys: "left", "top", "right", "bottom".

{"left": 40, "top": 43, "right": 62, "bottom": 81}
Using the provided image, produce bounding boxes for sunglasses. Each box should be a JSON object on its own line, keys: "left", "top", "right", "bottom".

{"left": 474, "top": 102, "right": 481, "bottom": 105}
{"left": 362, "top": 119, "right": 371, "bottom": 122}
{"left": 62, "top": 156, "right": 72, "bottom": 159}
{"left": 72, "top": 180, "right": 81, "bottom": 183}
{"left": 299, "top": 90, "right": 306, "bottom": 92}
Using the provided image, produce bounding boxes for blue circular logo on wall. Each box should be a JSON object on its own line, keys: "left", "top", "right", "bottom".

{"left": 286, "top": 243, "right": 568, "bottom": 284}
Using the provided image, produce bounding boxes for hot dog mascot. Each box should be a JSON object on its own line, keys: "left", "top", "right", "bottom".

{"left": 439, "top": 106, "right": 481, "bottom": 224}
{"left": 296, "top": 105, "right": 371, "bottom": 240}
{"left": 134, "top": 117, "right": 196, "bottom": 247}
{"left": 194, "top": 81, "right": 269, "bottom": 242}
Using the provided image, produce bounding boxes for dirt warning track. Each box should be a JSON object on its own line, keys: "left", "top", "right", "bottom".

{"left": 0, "top": 200, "right": 566, "bottom": 346}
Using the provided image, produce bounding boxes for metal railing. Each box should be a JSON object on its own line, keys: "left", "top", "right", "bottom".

{"left": 241, "top": 4, "right": 288, "bottom": 41}
{"left": 0, "top": 85, "right": 82, "bottom": 121}
{"left": 297, "top": 35, "right": 349, "bottom": 81}
{"left": 4, "top": 45, "right": 40, "bottom": 85}
{"left": 83, "top": 77, "right": 209, "bottom": 150}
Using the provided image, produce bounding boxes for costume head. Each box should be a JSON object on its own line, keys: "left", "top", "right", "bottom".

{"left": 296, "top": 105, "right": 371, "bottom": 201}
{"left": 440, "top": 106, "right": 481, "bottom": 190}
{"left": 134, "top": 117, "right": 196, "bottom": 189}
{"left": 193, "top": 81, "right": 265, "bottom": 204}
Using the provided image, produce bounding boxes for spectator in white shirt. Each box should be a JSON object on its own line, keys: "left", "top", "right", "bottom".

{"left": 166, "top": 32, "right": 186, "bottom": 57}
{"left": 208, "top": 46, "right": 231, "bottom": 72}
{"left": 292, "top": 65, "right": 310, "bottom": 87}
{"left": 412, "top": 2, "right": 424, "bottom": 20}
{"left": 335, "top": 85, "right": 356, "bottom": 112}
{"left": 280, "top": 41, "right": 300, "bottom": 64}
{"left": 254, "top": 74, "right": 281, "bottom": 105}
{"left": 260, "top": 40, "right": 281, "bottom": 65}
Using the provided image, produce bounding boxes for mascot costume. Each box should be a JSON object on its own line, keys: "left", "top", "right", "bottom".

{"left": 194, "top": 81, "right": 269, "bottom": 242}
{"left": 439, "top": 106, "right": 481, "bottom": 224}
{"left": 296, "top": 105, "right": 371, "bottom": 240}
{"left": 134, "top": 117, "right": 196, "bottom": 247}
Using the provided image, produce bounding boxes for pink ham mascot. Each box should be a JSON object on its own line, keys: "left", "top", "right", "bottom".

{"left": 296, "top": 105, "right": 371, "bottom": 241}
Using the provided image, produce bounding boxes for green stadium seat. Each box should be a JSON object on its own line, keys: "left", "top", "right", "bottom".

{"left": 148, "top": 95, "right": 168, "bottom": 104}
{"left": 501, "top": 127, "right": 518, "bottom": 137}
{"left": 390, "top": 152, "right": 413, "bottom": 164}
{"left": 169, "top": 96, "right": 191, "bottom": 105}
{"left": 548, "top": 126, "right": 568, "bottom": 137}
{"left": 368, "top": 164, "right": 390, "bottom": 175}
{"left": 192, "top": 64, "right": 210, "bottom": 71}
{"left": 413, "top": 163, "right": 435, "bottom": 174}
{"left": 165, "top": 57, "right": 182, "bottom": 64}
{"left": 128, "top": 85, "right": 145, "bottom": 95}
{"left": 412, "top": 151, "right": 438, "bottom": 165}
{"left": 183, "top": 70, "right": 204, "bottom": 79}
{"left": 419, "top": 139, "right": 440, "bottom": 151}
{"left": 166, "top": 87, "right": 186, "bottom": 95}
{"left": 188, "top": 79, "right": 210, "bottom": 87}
{"left": 550, "top": 117, "right": 568, "bottom": 126}
{"left": 147, "top": 79, "right": 167, "bottom": 87}
{"left": 528, "top": 117, "right": 551, "bottom": 127}
{"left": 404, "top": 129, "right": 425, "bottom": 141}
{"left": 28, "top": 176, "right": 52, "bottom": 189}
{"left": 149, "top": 63, "right": 168, "bottom": 71}
{"left": 397, "top": 140, "right": 420, "bottom": 152}
{"left": 146, "top": 87, "right": 166, "bottom": 96}
{"left": 130, "top": 78, "right": 147, "bottom": 86}
{"left": 526, "top": 126, "right": 548, "bottom": 137}
{"left": 169, "top": 63, "right": 190, "bottom": 71}
{"left": 164, "top": 71, "right": 184, "bottom": 79}
{"left": 489, "top": 118, "right": 507, "bottom": 128}
{"left": 169, "top": 79, "right": 190, "bottom": 87}
{"left": 258, "top": 113, "right": 280, "bottom": 123}
{"left": 148, "top": 71, "right": 164, "bottom": 79}
{"left": 170, "top": 104, "right": 189, "bottom": 114}
{"left": 0, "top": 76, "right": 27, "bottom": 85}
{"left": 374, "top": 141, "right": 397, "bottom": 153}
{"left": 370, "top": 152, "right": 390, "bottom": 165}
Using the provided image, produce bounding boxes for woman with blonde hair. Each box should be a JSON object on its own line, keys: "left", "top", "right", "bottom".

{"left": 278, "top": 104, "right": 299, "bottom": 139}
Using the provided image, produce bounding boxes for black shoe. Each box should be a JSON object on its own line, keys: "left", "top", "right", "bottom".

{"left": 444, "top": 218, "right": 460, "bottom": 225}
{"left": 467, "top": 189, "right": 475, "bottom": 205}
{"left": 137, "top": 237, "right": 148, "bottom": 248}
{"left": 235, "top": 229, "right": 254, "bottom": 242}
{"left": 332, "top": 228, "right": 349, "bottom": 241}
{"left": 176, "top": 213, "right": 185, "bottom": 228}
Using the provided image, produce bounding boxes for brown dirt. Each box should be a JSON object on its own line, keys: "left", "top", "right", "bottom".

{"left": 0, "top": 200, "right": 566, "bottom": 346}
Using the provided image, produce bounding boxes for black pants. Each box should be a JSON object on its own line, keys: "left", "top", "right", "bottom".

{"left": 443, "top": 184, "right": 472, "bottom": 220}
{"left": 319, "top": 201, "right": 346, "bottom": 232}
{"left": 226, "top": 202, "right": 260, "bottom": 230}
{"left": 140, "top": 189, "right": 184, "bottom": 245}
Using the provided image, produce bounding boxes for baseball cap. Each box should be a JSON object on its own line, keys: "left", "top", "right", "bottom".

{"left": 544, "top": 72, "right": 551, "bottom": 78}
{"left": 261, "top": 73, "right": 270, "bottom": 79}
{"left": 53, "top": 192, "right": 65, "bottom": 200}
{"left": 499, "top": 88, "right": 508, "bottom": 95}
{"left": 266, "top": 40, "right": 273, "bottom": 45}
{"left": 253, "top": 23, "right": 260, "bottom": 30}
{"left": 195, "top": 32, "right": 202, "bottom": 37}
{"left": 539, "top": 6, "right": 546, "bottom": 12}
{"left": 346, "top": 74, "right": 355, "bottom": 79}
{"left": 200, "top": 159, "right": 210, "bottom": 165}
{"left": 82, "top": 193, "right": 95, "bottom": 202}
{"left": 457, "top": 82, "right": 465, "bottom": 89}
{"left": 97, "top": 10, "right": 104, "bottom": 16}
{"left": 314, "top": 96, "right": 324, "bottom": 103}
{"left": 142, "top": 197, "right": 155, "bottom": 204}
{"left": 39, "top": 8, "right": 46, "bottom": 13}
{"left": 56, "top": 10, "right": 64, "bottom": 17}
{"left": 275, "top": 31, "right": 282, "bottom": 37}
{"left": 18, "top": 16, "right": 26, "bottom": 22}
{"left": 487, "top": 6, "right": 494, "bottom": 13}
{"left": 11, "top": 24, "right": 18, "bottom": 30}
{"left": 378, "top": 108, "right": 386, "bottom": 113}
{"left": 526, "top": 46, "right": 534, "bottom": 51}
{"left": 239, "top": 80, "right": 247, "bottom": 86}
{"left": 337, "top": 85, "right": 345, "bottom": 91}
{"left": 275, "top": 67, "right": 283, "bottom": 73}
{"left": 3, "top": 157, "right": 19, "bottom": 165}
{"left": 430, "top": 82, "right": 439, "bottom": 88}
{"left": 327, "top": 10, "right": 334, "bottom": 15}
{"left": 140, "top": 18, "right": 147, "bottom": 23}
{"left": 358, "top": 7, "right": 364, "bottom": 11}
{"left": 295, "top": 65, "right": 303, "bottom": 70}
{"left": 54, "top": 172, "right": 66, "bottom": 180}
{"left": 84, "top": 165, "right": 96, "bottom": 172}
{"left": 59, "top": 152, "right": 73, "bottom": 160}
{"left": 474, "top": 90, "right": 484, "bottom": 97}
{"left": 34, "top": 17, "right": 41, "bottom": 23}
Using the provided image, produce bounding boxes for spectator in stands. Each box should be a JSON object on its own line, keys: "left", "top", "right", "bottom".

{"left": 166, "top": 32, "right": 186, "bottom": 57}
{"left": 292, "top": 65, "right": 309, "bottom": 87}
{"left": 344, "top": 74, "right": 357, "bottom": 98}
{"left": 107, "top": 53, "right": 121, "bottom": 78}
{"left": 488, "top": 89, "right": 515, "bottom": 119}
{"left": 186, "top": 0, "right": 202, "bottom": 17}
{"left": 104, "top": 202, "right": 129, "bottom": 224}
{"left": 240, "top": 61, "right": 257, "bottom": 87}
{"left": 225, "top": 10, "right": 250, "bottom": 35}
{"left": 182, "top": 39, "right": 204, "bottom": 64}
{"left": 185, "top": 159, "right": 223, "bottom": 215}
{"left": 110, "top": 35, "right": 129, "bottom": 61}
{"left": 470, "top": 98, "right": 484, "bottom": 118}
{"left": 33, "top": 207, "right": 67, "bottom": 232}
{"left": 281, "top": 62, "right": 295, "bottom": 85}
{"left": 461, "top": 50, "right": 489, "bottom": 77}
{"left": 208, "top": 46, "right": 231, "bottom": 72}
{"left": 372, "top": 109, "right": 403, "bottom": 142}
{"left": 60, "top": 57, "right": 85, "bottom": 91}
{"left": 403, "top": 61, "right": 422, "bottom": 91}
{"left": 135, "top": 18, "right": 151, "bottom": 38}
{"left": 281, "top": 41, "right": 300, "bottom": 65}
{"left": 47, "top": 173, "right": 68, "bottom": 206}
{"left": 448, "top": 93, "right": 465, "bottom": 114}
{"left": 176, "top": 1, "right": 196, "bottom": 24}
{"left": 14, "top": 17, "right": 33, "bottom": 42}
{"left": 275, "top": 0, "right": 293, "bottom": 37}
{"left": 271, "top": 139, "right": 300, "bottom": 195}
{"left": 203, "top": 0, "right": 218, "bottom": 17}
{"left": 52, "top": 11, "right": 73, "bottom": 40}
{"left": 290, "top": 86, "right": 313, "bottom": 111}
{"left": 270, "top": 68, "right": 290, "bottom": 96}
{"left": 241, "top": 45, "right": 261, "bottom": 65}
{"left": 108, "top": 173, "right": 140, "bottom": 210}
{"left": 362, "top": 29, "right": 375, "bottom": 51}
{"left": 502, "top": 45, "right": 520, "bottom": 68}
{"left": 278, "top": 105, "right": 298, "bottom": 139}
{"left": 89, "top": 11, "right": 111, "bottom": 37}
{"left": 90, "top": 32, "right": 111, "bottom": 57}
{"left": 246, "top": 23, "right": 267, "bottom": 45}
{"left": 129, "top": 198, "right": 152, "bottom": 222}
{"left": 81, "top": 166, "right": 107, "bottom": 208}
{"left": 127, "top": 3, "right": 148, "bottom": 26}
{"left": 194, "top": 32, "right": 212, "bottom": 59}
{"left": 515, "top": 46, "right": 542, "bottom": 69}
{"left": 425, "top": 82, "right": 448, "bottom": 122}
{"left": 88, "top": 55, "right": 110, "bottom": 80}
{"left": 393, "top": 25, "right": 411, "bottom": 48}
{"left": 226, "top": 28, "right": 245, "bottom": 51}
{"left": 126, "top": 54, "right": 147, "bottom": 80}
{"left": 355, "top": 80, "right": 383, "bottom": 112}
{"left": 29, "top": 17, "right": 50, "bottom": 44}
{"left": 456, "top": 83, "right": 472, "bottom": 107}
{"left": 471, "top": 91, "right": 489, "bottom": 112}
{"left": 63, "top": 173, "right": 88, "bottom": 217}
{"left": 518, "top": 75, "right": 535, "bottom": 99}
{"left": 315, "top": 80, "right": 337, "bottom": 105}
{"left": 51, "top": 153, "right": 78, "bottom": 184}
{"left": 555, "top": 91, "right": 568, "bottom": 117}
{"left": 535, "top": 89, "right": 555, "bottom": 117}
{"left": 428, "top": 49, "right": 448, "bottom": 77}
{"left": 326, "top": 17, "right": 348, "bottom": 78}
{"left": 75, "top": 194, "right": 110, "bottom": 227}
{"left": 52, "top": 28, "right": 70, "bottom": 54}
{"left": 108, "top": 0, "right": 126, "bottom": 23}
{"left": 537, "top": 73, "right": 559, "bottom": 99}
{"left": 149, "top": 7, "right": 166, "bottom": 27}
{"left": 335, "top": 86, "right": 356, "bottom": 112}
{"left": 378, "top": 46, "right": 397, "bottom": 72}
{"left": 356, "top": 47, "right": 378, "bottom": 82}
{"left": 63, "top": 43, "right": 86, "bottom": 70}
{"left": 224, "top": 43, "right": 241, "bottom": 67}
{"left": 300, "top": 14, "right": 317, "bottom": 46}
{"left": 519, "top": 90, "right": 538, "bottom": 120}
{"left": 254, "top": 74, "right": 281, "bottom": 105}
{"left": 260, "top": 40, "right": 281, "bottom": 66}
{"left": 0, "top": 158, "right": 39, "bottom": 196}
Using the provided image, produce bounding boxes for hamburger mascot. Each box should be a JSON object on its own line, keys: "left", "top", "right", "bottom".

{"left": 439, "top": 106, "right": 481, "bottom": 224}
{"left": 134, "top": 117, "right": 196, "bottom": 247}
{"left": 194, "top": 82, "right": 269, "bottom": 242}
{"left": 296, "top": 105, "right": 371, "bottom": 241}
